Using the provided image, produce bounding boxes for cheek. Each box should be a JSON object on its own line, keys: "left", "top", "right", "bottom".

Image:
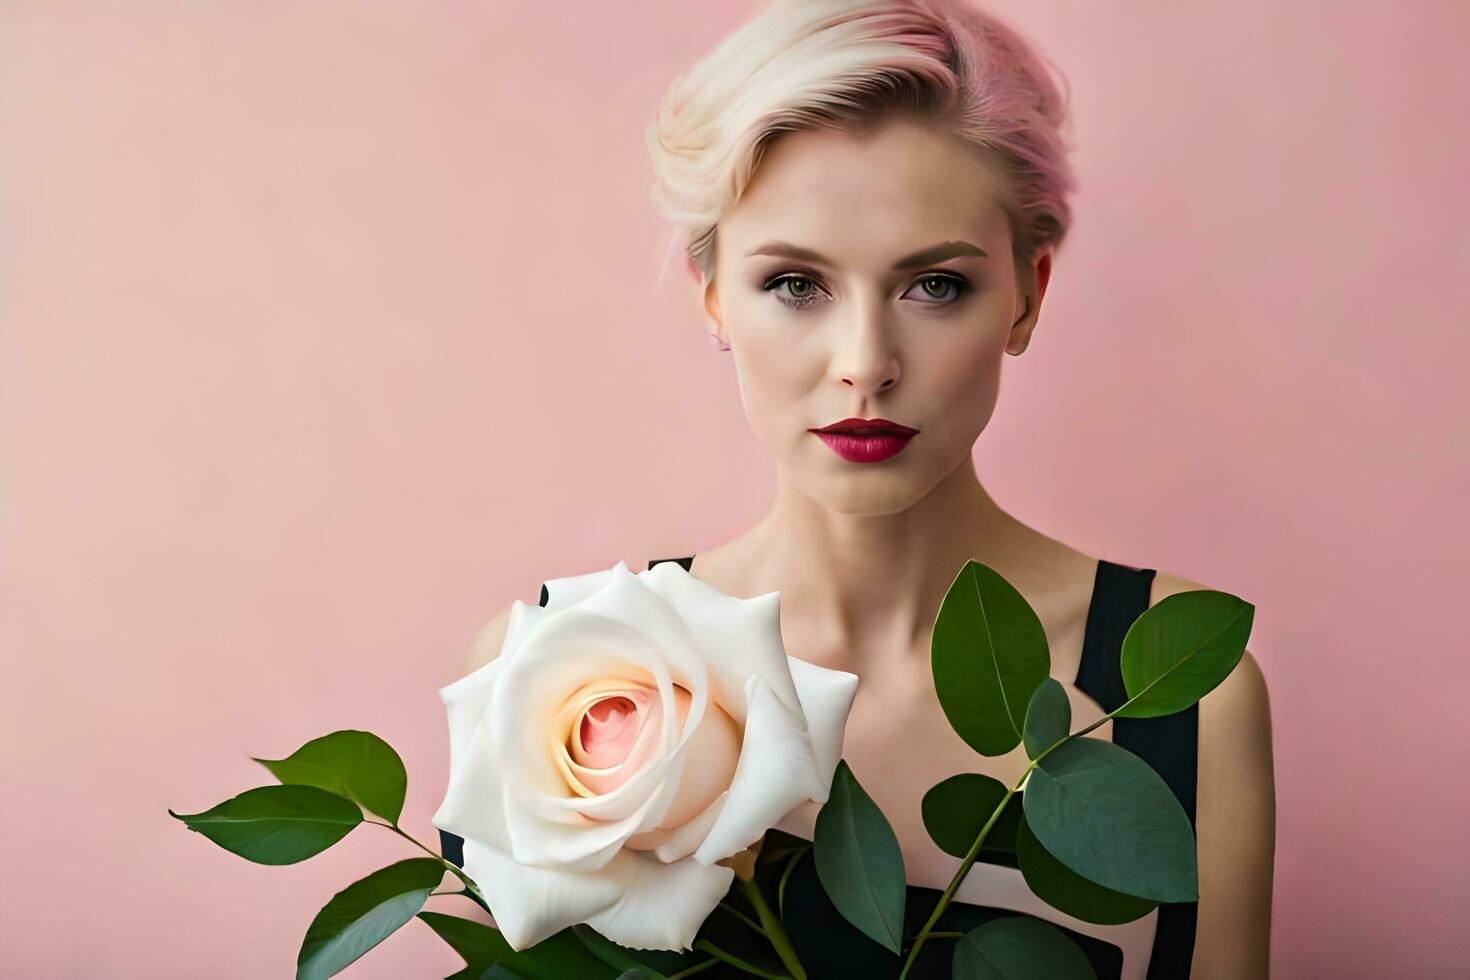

{"left": 934, "top": 334, "right": 1002, "bottom": 405}
{"left": 728, "top": 323, "right": 818, "bottom": 450}
{"left": 910, "top": 325, "right": 1007, "bottom": 449}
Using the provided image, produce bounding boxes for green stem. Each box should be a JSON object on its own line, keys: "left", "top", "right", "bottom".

{"left": 367, "top": 819, "right": 487, "bottom": 905}
{"left": 693, "top": 938, "right": 791, "bottom": 979}
{"left": 718, "top": 901, "right": 767, "bottom": 936}
{"left": 739, "top": 876, "right": 807, "bottom": 980}
{"left": 667, "top": 960, "right": 721, "bottom": 979}
{"left": 898, "top": 702, "right": 1131, "bottom": 978}
{"left": 775, "top": 847, "right": 809, "bottom": 919}
{"left": 898, "top": 772, "right": 1025, "bottom": 978}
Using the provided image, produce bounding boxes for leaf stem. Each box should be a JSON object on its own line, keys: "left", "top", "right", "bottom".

{"left": 897, "top": 769, "right": 1026, "bottom": 978}
{"left": 739, "top": 876, "right": 808, "bottom": 980}
{"left": 717, "top": 901, "right": 767, "bottom": 936}
{"left": 667, "top": 960, "right": 721, "bottom": 979}
{"left": 898, "top": 699, "right": 1135, "bottom": 978}
{"left": 365, "top": 819, "right": 487, "bottom": 906}
{"left": 776, "top": 847, "right": 809, "bottom": 919}
{"left": 692, "top": 938, "right": 791, "bottom": 979}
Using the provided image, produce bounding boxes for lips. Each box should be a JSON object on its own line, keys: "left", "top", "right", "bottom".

{"left": 809, "top": 417, "right": 920, "bottom": 437}
{"left": 808, "top": 417, "right": 919, "bottom": 463}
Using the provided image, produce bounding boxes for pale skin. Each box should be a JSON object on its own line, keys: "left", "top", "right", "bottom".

{"left": 467, "top": 114, "right": 1274, "bottom": 976}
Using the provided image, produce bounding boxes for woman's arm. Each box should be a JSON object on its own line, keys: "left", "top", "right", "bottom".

{"left": 1152, "top": 571, "right": 1276, "bottom": 977}
{"left": 1193, "top": 646, "right": 1275, "bottom": 977}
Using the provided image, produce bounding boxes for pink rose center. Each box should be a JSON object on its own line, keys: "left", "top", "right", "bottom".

{"left": 577, "top": 695, "right": 642, "bottom": 768}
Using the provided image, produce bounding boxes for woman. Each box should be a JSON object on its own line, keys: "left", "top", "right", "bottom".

{"left": 470, "top": 1, "right": 1274, "bottom": 976}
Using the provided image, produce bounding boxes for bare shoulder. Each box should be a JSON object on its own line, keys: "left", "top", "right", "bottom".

{"left": 1148, "top": 569, "right": 1271, "bottom": 722}
{"left": 1149, "top": 568, "right": 1275, "bottom": 975}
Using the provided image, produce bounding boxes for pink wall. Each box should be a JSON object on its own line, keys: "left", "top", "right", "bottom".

{"left": 2, "top": 2, "right": 1465, "bottom": 976}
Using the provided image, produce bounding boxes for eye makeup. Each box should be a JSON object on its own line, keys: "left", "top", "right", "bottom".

{"left": 758, "top": 269, "right": 974, "bottom": 311}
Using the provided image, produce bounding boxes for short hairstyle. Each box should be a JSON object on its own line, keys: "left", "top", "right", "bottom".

{"left": 645, "top": 0, "right": 1076, "bottom": 283}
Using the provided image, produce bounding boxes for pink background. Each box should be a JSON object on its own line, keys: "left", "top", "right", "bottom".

{"left": 3, "top": 1, "right": 1466, "bottom": 976}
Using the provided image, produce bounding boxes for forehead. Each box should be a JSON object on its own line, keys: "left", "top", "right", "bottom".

{"left": 720, "top": 115, "right": 1012, "bottom": 261}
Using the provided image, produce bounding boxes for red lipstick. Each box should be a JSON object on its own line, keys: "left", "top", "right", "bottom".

{"left": 807, "top": 417, "right": 920, "bottom": 463}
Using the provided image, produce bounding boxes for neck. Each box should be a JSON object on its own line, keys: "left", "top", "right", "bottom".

{"left": 748, "top": 457, "right": 1031, "bottom": 668}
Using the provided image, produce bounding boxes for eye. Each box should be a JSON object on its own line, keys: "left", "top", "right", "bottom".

{"left": 901, "top": 273, "right": 971, "bottom": 306}
{"left": 763, "top": 273, "right": 829, "bottom": 311}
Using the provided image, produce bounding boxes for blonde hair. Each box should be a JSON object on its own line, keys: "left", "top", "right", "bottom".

{"left": 646, "top": 0, "right": 1076, "bottom": 284}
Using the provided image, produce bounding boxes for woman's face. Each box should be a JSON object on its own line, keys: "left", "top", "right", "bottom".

{"left": 705, "top": 114, "right": 1052, "bottom": 514}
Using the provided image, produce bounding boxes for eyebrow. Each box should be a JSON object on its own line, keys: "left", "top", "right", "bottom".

{"left": 744, "top": 239, "right": 988, "bottom": 269}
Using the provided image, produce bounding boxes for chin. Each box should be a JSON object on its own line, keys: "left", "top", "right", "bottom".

{"left": 805, "top": 472, "right": 933, "bottom": 517}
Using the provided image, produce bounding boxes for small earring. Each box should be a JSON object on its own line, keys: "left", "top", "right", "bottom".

{"left": 708, "top": 333, "right": 730, "bottom": 351}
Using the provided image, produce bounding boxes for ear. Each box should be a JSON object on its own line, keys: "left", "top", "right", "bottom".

{"left": 1005, "top": 249, "right": 1053, "bottom": 356}
{"left": 702, "top": 275, "right": 727, "bottom": 346}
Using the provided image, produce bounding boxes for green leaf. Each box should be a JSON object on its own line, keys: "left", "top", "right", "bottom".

{"left": 1016, "top": 816, "right": 1156, "bottom": 925}
{"left": 1116, "top": 590, "right": 1254, "bottom": 718}
{"left": 572, "top": 923, "right": 692, "bottom": 976}
{"left": 502, "top": 928, "right": 617, "bottom": 980}
{"left": 169, "top": 785, "right": 362, "bottom": 865}
{"left": 1022, "top": 678, "right": 1071, "bottom": 760}
{"left": 953, "top": 916, "right": 1095, "bottom": 979}
{"left": 481, "top": 967, "right": 522, "bottom": 980}
{"left": 920, "top": 773, "right": 1008, "bottom": 859}
{"left": 419, "top": 912, "right": 515, "bottom": 979}
{"left": 813, "top": 760, "right": 906, "bottom": 953}
{"left": 297, "top": 858, "right": 445, "bottom": 980}
{"left": 1022, "top": 738, "right": 1196, "bottom": 903}
{"left": 255, "top": 729, "right": 408, "bottom": 824}
{"left": 932, "top": 560, "right": 1051, "bottom": 756}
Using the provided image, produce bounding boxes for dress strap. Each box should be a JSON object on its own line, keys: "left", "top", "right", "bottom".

{"left": 1076, "top": 558, "right": 1199, "bottom": 978}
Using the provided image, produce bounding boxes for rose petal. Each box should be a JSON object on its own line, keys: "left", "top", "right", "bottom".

{"left": 556, "top": 682, "right": 670, "bottom": 797}
{"left": 461, "top": 837, "right": 623, "bottom": 951}
{"left": 574, "top": 691, "right": 653, "bottom": 770}
{"left": 625, "top": 790, "right": 729, "bottom": 863}
{"left": 693, "top": 675, "right": 825, "bottom": 864}
{"left": 503, "top": 787, "right": 675, "bottom": 872}
{"left": 492, "top": 614, "right": 714, "bottom": 869}
{"left": 785, "top": 656, "right": 860, "bottom": 803}
{"left": 538, "top": 561, "right": 624, "bottom": 614}
{"left": 494, "top": 597, "right": 548, "bottom": 664}
{"left": 496, "top": 566, "right": 713, "bottom": 824}
{"left": 432, "top": 708, "right": 512, "bottom": 851}
{"left": 493, "top": 612, "right": 681, "bottom": 814}
{"left": 502, "top": 692, "right": 708, "bottom": 871}
{"left": 656, "top": 697, "right": 741, "bottom": 829}
{"left": 581, "top": 849, "right": 736, "bottom": 952}
{"left": 572, "top": 562, "right": 712, "bottom": 691}
{"left": 438, "top": 656, "right": 504, "bottom": 774}
{"left": 640, "top": 562, "right": 804, "bottom": 725}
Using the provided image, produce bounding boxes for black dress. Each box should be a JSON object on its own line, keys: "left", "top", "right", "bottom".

{"left": 441, "top": 555, "right": 1198, "bottom": 979}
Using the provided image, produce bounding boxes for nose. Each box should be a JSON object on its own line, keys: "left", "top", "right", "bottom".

{"left": 829, "top": 297, "right": 900, "bottom": 395}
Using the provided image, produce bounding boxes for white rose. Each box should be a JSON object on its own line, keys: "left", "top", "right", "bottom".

{"left": 432, "top": 559, "right": 860, "bottom": 952}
